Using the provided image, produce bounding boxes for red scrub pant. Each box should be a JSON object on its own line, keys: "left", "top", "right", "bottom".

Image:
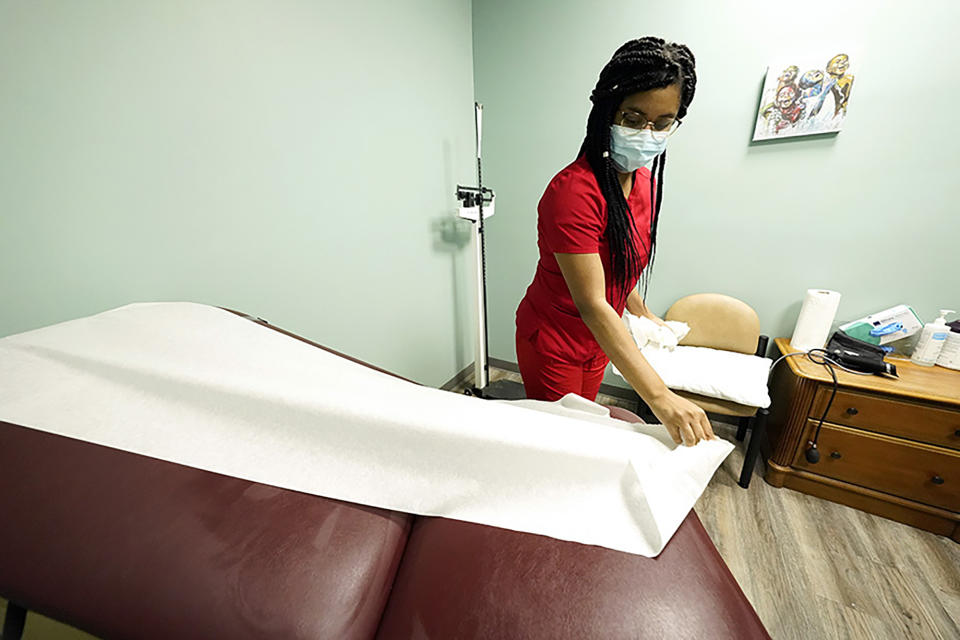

{"left": 515, "top": 331, "right": 609, "bottom": 402}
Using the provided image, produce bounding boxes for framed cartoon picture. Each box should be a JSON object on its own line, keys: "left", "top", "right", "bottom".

{"left": 752, "top": 53, "right": 855, "bottom": 141}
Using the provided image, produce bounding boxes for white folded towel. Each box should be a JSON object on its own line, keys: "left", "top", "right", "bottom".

{"left": 623, "top": 313, "right": 690, "bottom": 350}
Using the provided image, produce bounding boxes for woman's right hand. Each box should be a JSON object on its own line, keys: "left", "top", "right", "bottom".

{"left": 647, "top": 389, "right": 715, "bottom": 446}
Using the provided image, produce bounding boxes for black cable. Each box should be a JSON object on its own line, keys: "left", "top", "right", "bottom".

{"left": 768, "top": 348, "right": 862, "bottom": 464}
{"left": 803, "top": 351, "right": 839, "bottom": 463}
{"left": 806, "top": 348, "right": 876, "bottom": 376}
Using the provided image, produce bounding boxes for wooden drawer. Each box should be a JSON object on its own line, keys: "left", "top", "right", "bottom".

{"left": 795, "top": 420, "right": 960, "bottom": 512}
{"left": 811, "top": 388, "right": 960, "bottom": 451}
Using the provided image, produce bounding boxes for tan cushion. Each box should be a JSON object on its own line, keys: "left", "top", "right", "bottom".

{"left": 664, "top": 294, "right": 760, "bottom": 355}
{"left": 675, "top": 391, "right": 758, "bottom": 417}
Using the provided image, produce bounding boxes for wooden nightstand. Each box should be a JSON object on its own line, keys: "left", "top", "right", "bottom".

{"left": 765, "top": 337, "right": 960, "bottom": 541}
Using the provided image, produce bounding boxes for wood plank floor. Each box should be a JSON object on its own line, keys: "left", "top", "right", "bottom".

{"left": 476, "top": 367, "right": 960, "bottom": 640}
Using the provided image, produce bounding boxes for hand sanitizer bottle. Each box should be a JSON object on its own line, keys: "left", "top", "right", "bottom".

{"left": 936, "top": 320, "right": 960, "bottom": 370}
{"left": 911, "top": 309, "right": 955, "bottom": 367}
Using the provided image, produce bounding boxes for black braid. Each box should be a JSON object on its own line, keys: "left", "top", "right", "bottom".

{"left": 577, "top": 37, "right": 697, "bottom": 304}
{"left": 646, "top": 148, "right": 667, "bottom": 299}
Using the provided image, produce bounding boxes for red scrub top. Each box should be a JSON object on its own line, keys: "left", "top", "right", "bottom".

{"left": 516, "top": 156, "right": 654, "bottom": 362}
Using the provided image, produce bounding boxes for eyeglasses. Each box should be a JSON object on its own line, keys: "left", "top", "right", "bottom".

{"left": 615, "top": 110, "right": 682, "bottom": 138}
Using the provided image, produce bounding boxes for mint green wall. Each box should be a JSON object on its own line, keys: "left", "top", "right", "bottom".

{"left": 473, "top": 0, "right": 960, "bottom": 384}
{"left": 0, "top": 0, "right": 477, "bottom": 386}
{"left": 4, "top": 2, "right": 958, "bottom": 390}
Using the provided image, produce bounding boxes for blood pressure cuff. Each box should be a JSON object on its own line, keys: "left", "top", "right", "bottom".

{"left": 825, "top": 331, "right": 897, "bottom": 377}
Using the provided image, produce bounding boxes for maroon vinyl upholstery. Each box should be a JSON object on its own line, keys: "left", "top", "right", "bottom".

{"left": 607, "top": 404, "right": 646, "bottom": 424}
{"left": 0, "top": 421, "right": 412, "bottom": 640}
{"left": 376, "top": 514, "right": 769, "bottom": 640}
{"left": 0, "top": 313, "right": 769, "bottom": 639}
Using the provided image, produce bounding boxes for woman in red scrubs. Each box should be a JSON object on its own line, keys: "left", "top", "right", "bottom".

{"left": 515, "top": 37, "right": 714, "bottom": 447}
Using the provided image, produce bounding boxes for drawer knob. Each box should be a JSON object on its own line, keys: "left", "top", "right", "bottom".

{"left": 846, "top": 407, "right": 859, "bottom": 416}
{"left": 932, "top": 476, "right": 945, "bottom": 485}
{"left": 954, "top": 429, "right": 960, "bottom": 437}
{"left": 830, "top": 451, "right": 842, "bottom": 459}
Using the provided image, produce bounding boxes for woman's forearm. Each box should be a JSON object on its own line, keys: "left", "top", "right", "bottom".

{"left": 625, "top": 289, "right": 660, "bottom": 321}
{"left": 579, "top": 302, "right": 669, "bottom": 403}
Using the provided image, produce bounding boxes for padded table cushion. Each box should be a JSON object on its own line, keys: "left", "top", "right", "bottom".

{"left": 376, "top": 515, "right": 770, "bottom": 640}
{"left": 0, "top": 312, "right": 769, "bottom": 640}
{"left": 0, "top": 420, "right": 412, "bottom": 640}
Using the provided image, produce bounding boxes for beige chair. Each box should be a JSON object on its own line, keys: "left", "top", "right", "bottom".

{"left": 661, "top": 293, "right": 770, "bottom": 488}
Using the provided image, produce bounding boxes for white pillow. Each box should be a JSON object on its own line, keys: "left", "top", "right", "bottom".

{"left": 613, "top": 345, "right": 772, "bottom": 409}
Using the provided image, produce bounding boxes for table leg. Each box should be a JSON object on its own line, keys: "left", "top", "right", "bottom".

{"left": 739, "top": 408, "right": 769, "bottom": 489}
{"left": 2, "top": 601, "right": 26, "bottom": 640}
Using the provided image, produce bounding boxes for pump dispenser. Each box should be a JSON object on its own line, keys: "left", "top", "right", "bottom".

{"left": 911, "top": 309, "right": 955, "bottom": 367}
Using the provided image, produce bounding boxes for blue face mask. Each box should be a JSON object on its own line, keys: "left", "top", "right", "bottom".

{"left": 608, "top": 124, "right": 668, "bottom": 172}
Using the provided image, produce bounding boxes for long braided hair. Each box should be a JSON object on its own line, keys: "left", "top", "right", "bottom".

{"left": 578, "top": 37, "right": 696, "bottom": 303}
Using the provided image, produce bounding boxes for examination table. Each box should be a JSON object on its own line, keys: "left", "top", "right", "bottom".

{"left": 0, "top": 313, "right": 769, "bottom": 640}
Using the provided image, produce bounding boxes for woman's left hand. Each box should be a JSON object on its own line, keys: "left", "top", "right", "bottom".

{"left": 646, "top": 388, "right": 715, "bottom": 446}
{"left": 644, "top": 312, "right": 668, "bottom": 328}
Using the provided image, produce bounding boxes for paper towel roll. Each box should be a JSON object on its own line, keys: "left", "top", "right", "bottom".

{"left": 790, "top": 289, "right": 842, "bottom": 352}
